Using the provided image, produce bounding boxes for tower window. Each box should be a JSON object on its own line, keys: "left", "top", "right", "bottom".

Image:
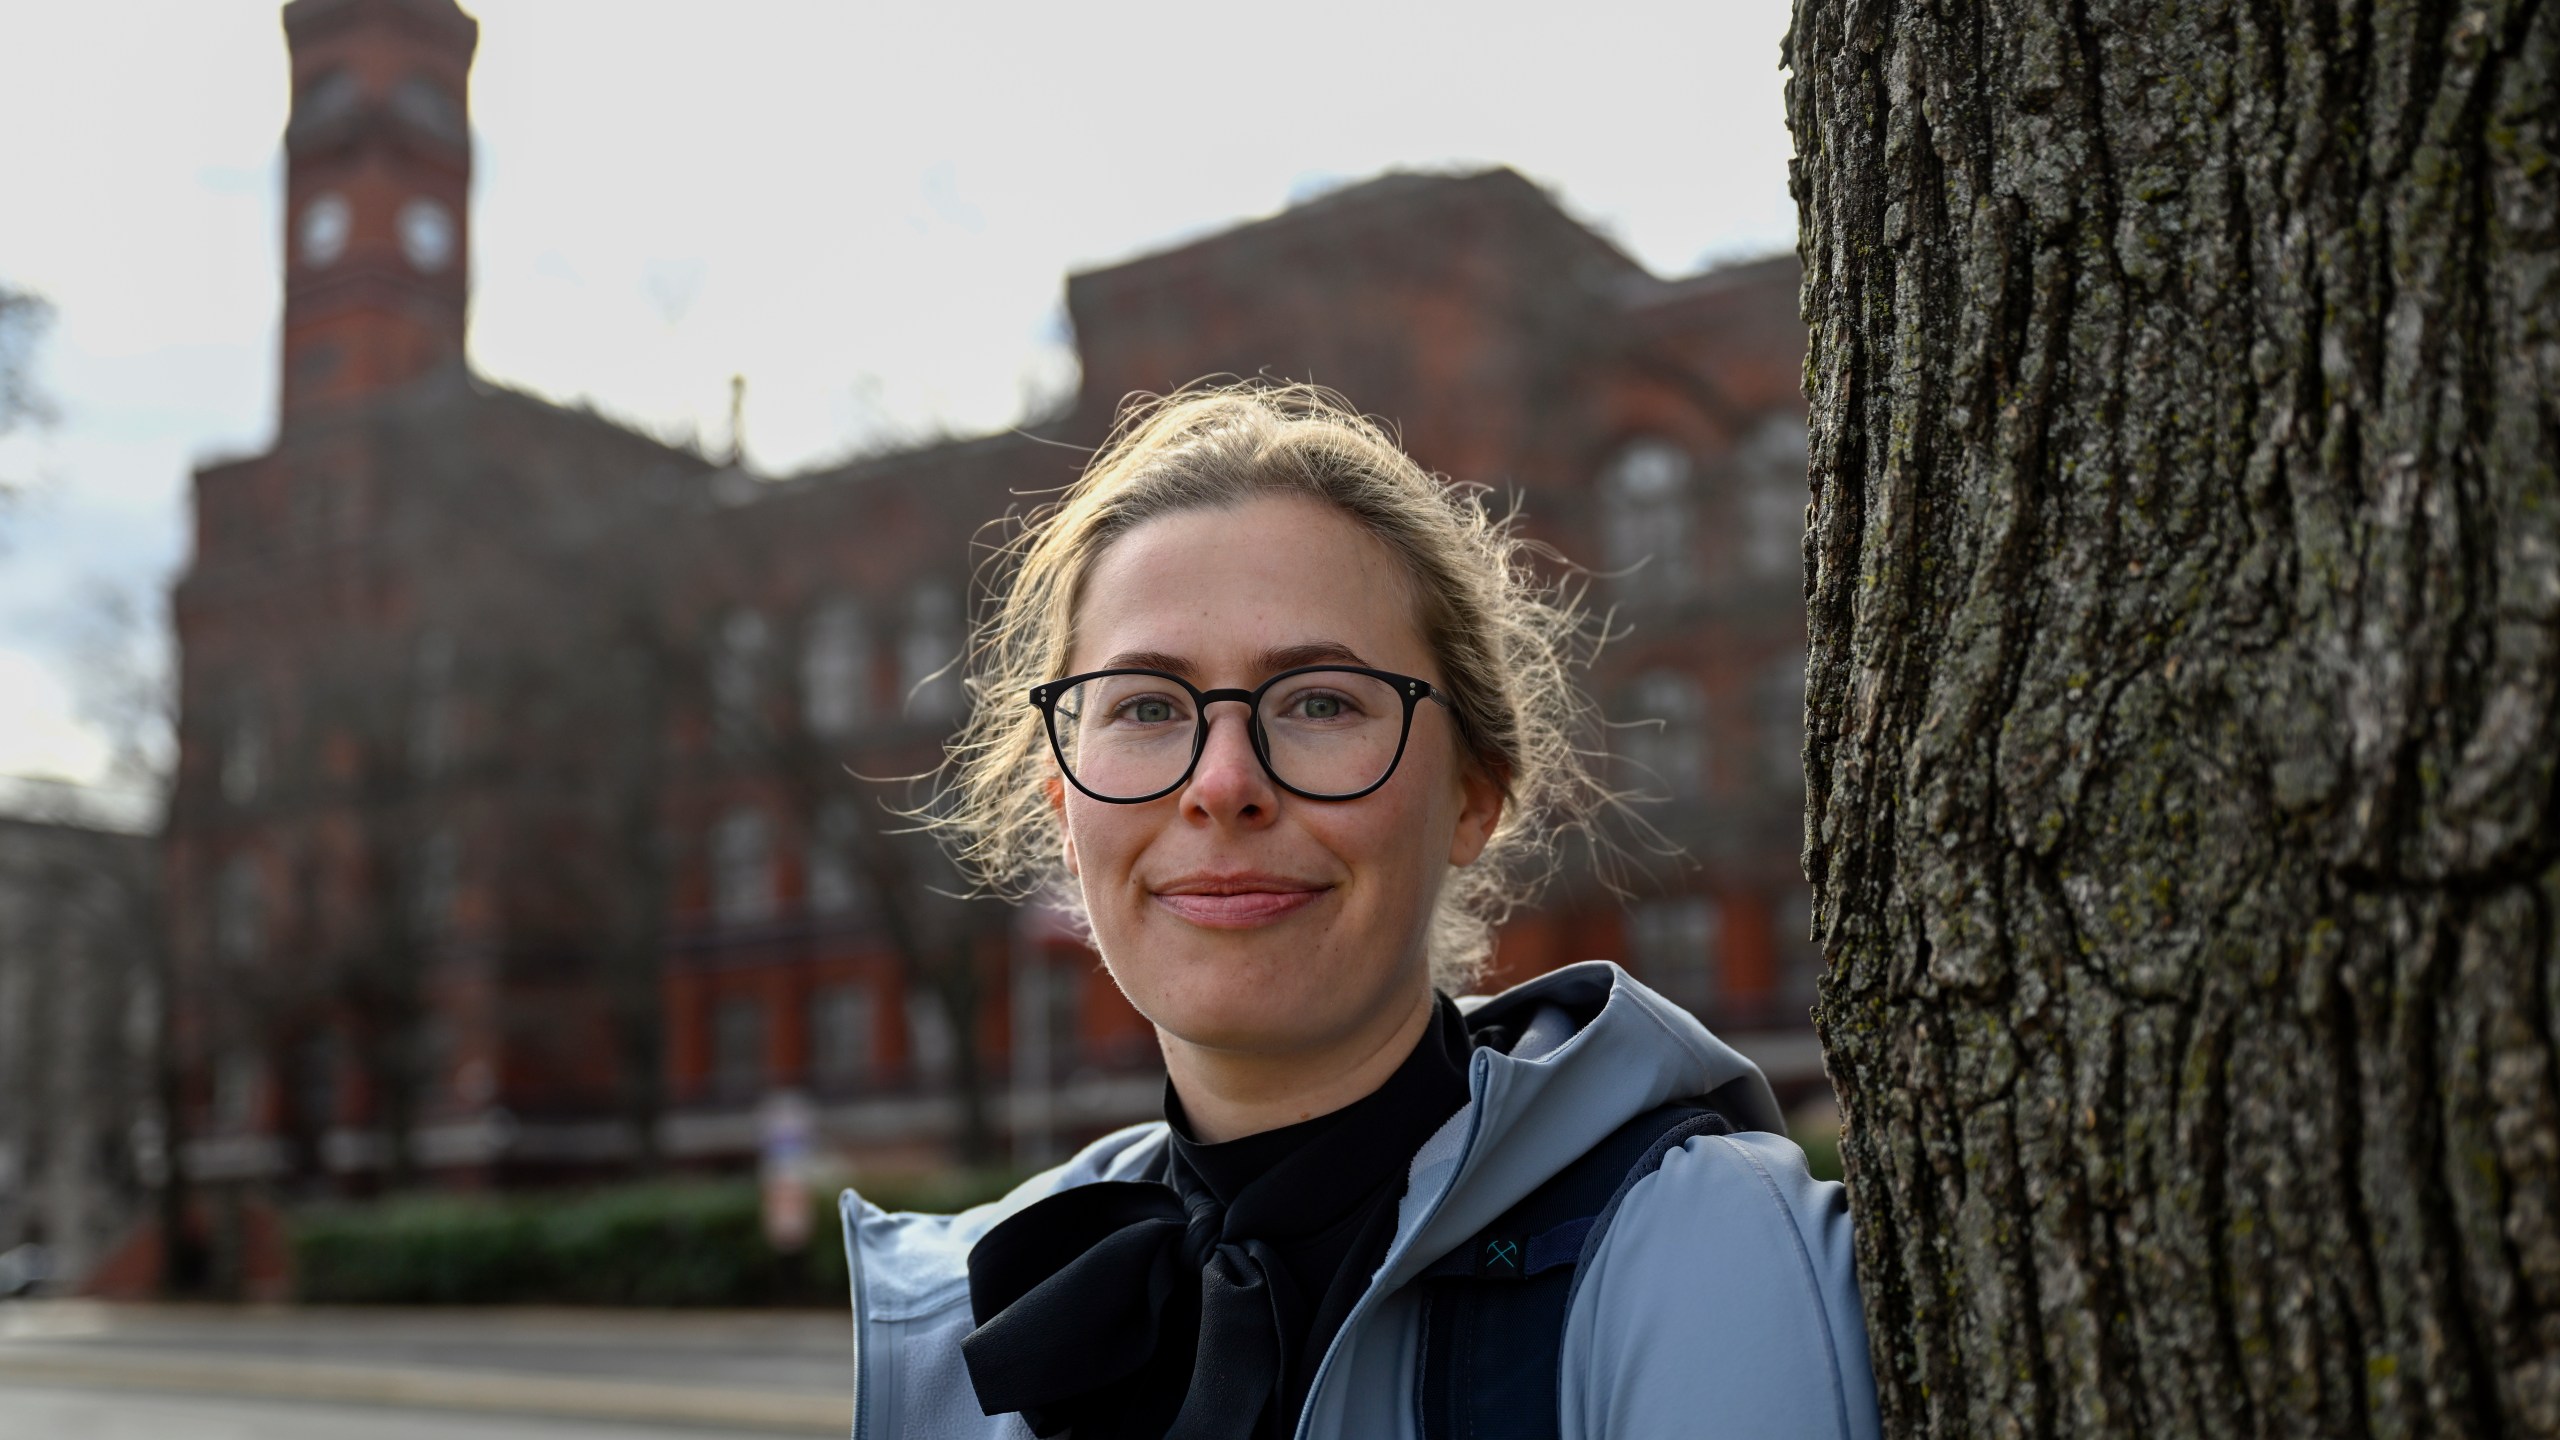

{"left": 391, "top": 74, "right": 465, "bottom": 146}
{"left": 398, "top": 198, "right": 456, "bottom": 274}
{"left": 288, "top": 69, "right": 359, "bottom": 144}
{"left": 297, "top": 193, "right": 351, "bottom": 270}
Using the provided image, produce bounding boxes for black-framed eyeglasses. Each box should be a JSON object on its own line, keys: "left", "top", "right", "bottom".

{"left": 1029, "top": 665, "right": 1457, "bottom": 804}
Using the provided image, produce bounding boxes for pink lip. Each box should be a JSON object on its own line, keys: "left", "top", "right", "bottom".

{"left": 1152, "top": 874, "right": 1329, "bottom": 929}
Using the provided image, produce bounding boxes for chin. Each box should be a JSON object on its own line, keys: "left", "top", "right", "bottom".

{"left": 1111, "top": 919, "right": 1364, "bottom": 1056}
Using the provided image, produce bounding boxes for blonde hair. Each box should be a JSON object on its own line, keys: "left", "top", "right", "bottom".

{"left": 937, "top": 381, "right": 1614, "bottom": 990}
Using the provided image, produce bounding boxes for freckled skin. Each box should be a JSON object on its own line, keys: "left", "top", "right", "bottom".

{"left": 1055, "top": 496, "right": 1503, "bottom": 1140}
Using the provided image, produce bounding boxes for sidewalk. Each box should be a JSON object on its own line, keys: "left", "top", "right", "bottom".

{"left": 0, "top": 1300, "right": 850, "bottom": 1434}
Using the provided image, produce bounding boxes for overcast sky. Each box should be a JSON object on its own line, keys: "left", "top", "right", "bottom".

{"left": 0, "top": 0, "right": 1798, "bottom": 815}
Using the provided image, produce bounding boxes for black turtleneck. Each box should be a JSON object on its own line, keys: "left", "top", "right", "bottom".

{"left": 961, "top": 994, "right": 1475, "bottom": 1440}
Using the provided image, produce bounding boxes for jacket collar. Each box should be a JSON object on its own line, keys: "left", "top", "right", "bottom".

{"left": 1378, "top": 959, "right": 1784, "bottom": 1297}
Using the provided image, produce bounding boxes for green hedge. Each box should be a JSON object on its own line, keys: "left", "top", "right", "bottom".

{"left": 292, "top": 1170, "right": 1024, "bottom": 1307}
{"left": 1796, "top": 1124, "right": 1844, "bottom": 1183}
{"left": 293, "top": 1141, "right": 1843, "bottom": 1307}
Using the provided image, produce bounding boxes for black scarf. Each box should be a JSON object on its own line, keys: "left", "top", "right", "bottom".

{"left": 962, "top": 995, "right": 1475, "bottom": 1439}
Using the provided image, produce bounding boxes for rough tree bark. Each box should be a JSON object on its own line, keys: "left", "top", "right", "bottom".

{"left": 1786, "top": 1, "right": 2558, "bottom": 1436}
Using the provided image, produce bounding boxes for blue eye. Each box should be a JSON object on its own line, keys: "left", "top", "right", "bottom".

{"left": 1274, "top": 686, "right": 1365, "bottom": 722}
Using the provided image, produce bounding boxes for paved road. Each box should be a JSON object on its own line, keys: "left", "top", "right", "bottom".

{"left": 0, "top": 1384, "right": 792, "bottom": 1440}
{"left": 0, "top": 1301, "right": 852, "bottom": 1436}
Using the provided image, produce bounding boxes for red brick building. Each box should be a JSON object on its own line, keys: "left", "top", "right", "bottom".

{"left": 168, "top": 0, "right": 1817, "bottom": 1188}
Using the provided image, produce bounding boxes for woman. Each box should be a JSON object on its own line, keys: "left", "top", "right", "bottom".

{"left": 841, "top": 384, "right": 1879, "bottom": 1440}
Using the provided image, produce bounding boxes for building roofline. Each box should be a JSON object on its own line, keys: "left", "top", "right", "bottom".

{"left": 1068, "top": 166, "right": 1649, "bottom": 299}
{"left": 1625, "top": 249, "right": 1800, "bottom": 311}
{"left": 196, "top": 363, "right": 721, "bottom": 480}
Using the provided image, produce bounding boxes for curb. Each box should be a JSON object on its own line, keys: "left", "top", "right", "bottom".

{"left": 0, "top": 1345, "right": 844, "bottom": 1433}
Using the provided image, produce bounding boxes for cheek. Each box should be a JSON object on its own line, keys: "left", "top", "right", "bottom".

{"left": 1064, "top": 800, "right": 1143, "bottom": 886}
{"left": 1314, "top": 790, "right": 1438, "bottom": 889}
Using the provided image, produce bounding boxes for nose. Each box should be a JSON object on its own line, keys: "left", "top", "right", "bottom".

{"left": 1181, "top": 700, "right": 1277, "bottom": 825}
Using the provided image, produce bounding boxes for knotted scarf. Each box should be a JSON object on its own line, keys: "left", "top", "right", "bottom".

{"left": 962, "top": 997, "right": 1474, "bottom": 1439}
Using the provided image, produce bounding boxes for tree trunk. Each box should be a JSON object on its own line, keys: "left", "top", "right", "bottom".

{"left": 1785, "top": 2, "right": 2559, "bottom": 1436}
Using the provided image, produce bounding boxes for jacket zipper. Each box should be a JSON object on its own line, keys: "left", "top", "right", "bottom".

{"left": 844, "top": 1193, "right": 868, "bottom": 1440}
{"left": 1289, "top": 1051, "right": 1492, "bottom": 1440}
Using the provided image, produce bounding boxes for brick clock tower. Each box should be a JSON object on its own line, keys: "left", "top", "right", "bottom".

{"left": 278, "top": 0, "right": 476, "bottom": 420}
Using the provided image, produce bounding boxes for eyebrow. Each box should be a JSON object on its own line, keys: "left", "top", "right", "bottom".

{"left": 1100, "top": 641, "right": 1372, "bottom": 676}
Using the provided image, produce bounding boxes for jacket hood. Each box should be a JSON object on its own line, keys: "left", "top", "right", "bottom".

{"left": 1377, "top": 959, "right": 1785, "bottom": 1293}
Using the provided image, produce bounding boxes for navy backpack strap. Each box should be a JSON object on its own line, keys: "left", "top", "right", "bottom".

{"left": 1413, "top": 1092, "right": 1748, "bottom": 1440}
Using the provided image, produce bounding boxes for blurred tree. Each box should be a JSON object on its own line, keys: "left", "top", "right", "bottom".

{"left": 1788, "top": 1, "right": 2557, "bottom": 1436}
{"left": 54, "top": 583, "right": 193, "bottom": 1283}
{"left": 425, "top": 443, "right": 1007, "bottom": 1172}
{"left": 0, "top": 816, "right": 160, "bottom": 1289}
{"left": 0, "top": 282, "right": 56, "bottom": 518}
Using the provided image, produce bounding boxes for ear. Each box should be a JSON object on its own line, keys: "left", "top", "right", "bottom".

{"left": 1447, "top": 762, "right": 1505, "bottom": 869}
{"left": 1046, "top": 771, "right": 1079, "bottom": 878}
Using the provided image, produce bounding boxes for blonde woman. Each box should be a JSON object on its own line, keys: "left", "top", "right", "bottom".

{"left": 840, "top": 385, "right": 1878, "bottom": 1440}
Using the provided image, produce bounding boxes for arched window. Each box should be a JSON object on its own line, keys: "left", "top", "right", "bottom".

{"left": 297, "top": 1029, "right": 341, "bottom": 1132}
{"left": 1600, "top": 438, "right": 1695, "bottom": 600}
{"left": 1622, "top": 668, "right": 1709, "bottom": 799}
{"left": 1732, "top": 416, "right": 1811, "bottom": 580}
{"left": 213, "top": 1051, "right": 264, "bottom": 1132}
{"left": 410, "top": 632, "right": 455, "bottom": 777}
{"left": 414, "top": 1014, "right": 457, "bottom": 1104}
{"left": 712, "top": 994, "right": 767, "bottom": 1100}
{"left": 1758, "top": 650, "right": 1808, "bottom": 784}
{"left": 710, "top": 807, "right": 775, "bottom": 926}
{"left": 899, "top": 582, "right": 964, "bottom": 720}
{"left": 1627, "top": 895, "right": 1722, "bottom": 1018}
{"left": 809, "top": 982, "right": 876, "bottom": 1092}
{"left": 287, "top": 68, "right": 359, "bottom": 143}
{"left": 1778, "top": 886, "right": 1821, "bottom": 1010}
{"left": 710, "top": 608, "right": 769, "bottom": 743}
{"left": 806, "top": 797, "right": 865, "bottom": 918}
{"left": 214, "top": 857, "right": 264, "bottom": 967}
{"left": 800, "top": 597, "right": 872, "bottom": 739}
{"left": 905, "top": 990, "right": 957, "bottom": 1086}
{"left": 411, "top": 829, "right": 459, "bottom": 943}
{"left": 220, "top": 702, "right": 265, "bottom": 805}
{"left": 391, "top": 73, "right": 465, "bottom": 144}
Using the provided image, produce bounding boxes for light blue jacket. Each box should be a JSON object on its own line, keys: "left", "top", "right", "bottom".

{"left": 837, "top": 961, "right": 1881, "bottom": 1439}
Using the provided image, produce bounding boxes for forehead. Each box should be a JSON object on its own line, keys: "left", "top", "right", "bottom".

{"left": 1068, "top": 495, "right": 1430, "bottom": 676}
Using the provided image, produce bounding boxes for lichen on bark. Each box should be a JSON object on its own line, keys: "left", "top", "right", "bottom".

{"left": 1785, "top": 0, "right": 2560, "bottom": 1434}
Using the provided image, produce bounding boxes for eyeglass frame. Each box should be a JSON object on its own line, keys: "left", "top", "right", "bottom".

{"left": 1028, "top": 664, "right": 1461, "bottom": 805}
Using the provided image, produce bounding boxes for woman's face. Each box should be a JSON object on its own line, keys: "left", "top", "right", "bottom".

{"left": 1055, "top": 494, "right": 1504, "bottom": 1060}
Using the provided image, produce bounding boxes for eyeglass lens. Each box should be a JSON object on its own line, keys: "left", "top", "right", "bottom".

{"left": 1052, "top": 669, "right": 1407, "bottom": 799}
